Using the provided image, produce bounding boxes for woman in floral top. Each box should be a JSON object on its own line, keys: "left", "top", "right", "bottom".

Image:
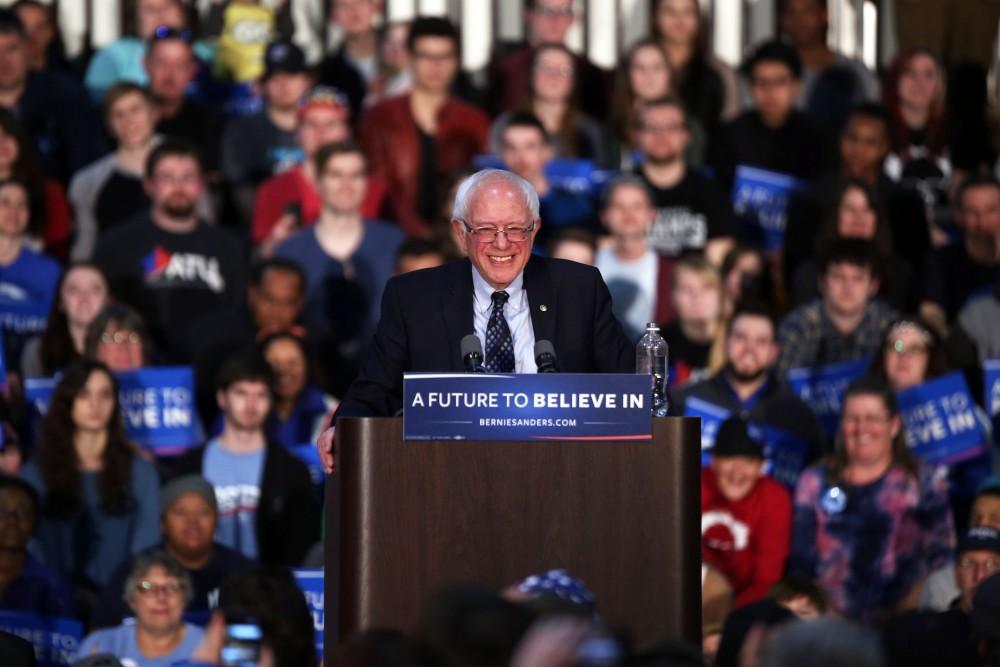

{"left": 788, "top": 375, "right": 955, "bottom": 624}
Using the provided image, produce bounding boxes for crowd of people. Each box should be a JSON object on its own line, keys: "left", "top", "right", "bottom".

{"left": 0, "top": 0, "right": 1000, "bottom": 664}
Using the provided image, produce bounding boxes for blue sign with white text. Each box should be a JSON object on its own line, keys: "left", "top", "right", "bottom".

{"left": 787, "top": 357, "right": 871, "bottom": 437}
{"left": 25, "top": 367, "right": 197, "bottom": 455}
{"left": 0, "top": 611, "right": 82, "bottom": 666}
{"left": 0, "top": 297, "right": 49, "bottom": 335}
{"left": 985, "top": 360, "right": 1000, "bottom": 418}
{"left": 897, "top": 372, "right": 986, "bottom": 464}
{"left": 404, "top": 373, "right": 651, "bottom": 441}
{"left": 684, "top": 397, "right": 810, "bottom": 489}
{"left": 732, "top": 165, "right": 803, "bottom": 252}
{"left": 293, "top": 569, "right": 325, "bottom": 659}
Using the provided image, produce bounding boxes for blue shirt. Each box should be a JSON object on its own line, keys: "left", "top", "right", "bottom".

{"left": 0, "top": 554, "right": 74, "bottom": 617}
{"left": 0, "top": 245, "right": 60, "bottom": 371}
{"left": 202, "top": 440, "right": 264, "bottom": 560}
{"left": 275, "top": 220, "right": 403, "bottom": 340}
{"left": 471, "top": 266, "right": 537, "bottom": 373}
{"left": 77, "top": 623, "right": 204, "bottom": 667}
{"left": 21, "top": 457, "right": 161, "bottom": 590}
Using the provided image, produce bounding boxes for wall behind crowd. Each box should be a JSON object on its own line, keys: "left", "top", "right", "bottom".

{"left": 0, "top": 0, "right": 898, "bottom": 72}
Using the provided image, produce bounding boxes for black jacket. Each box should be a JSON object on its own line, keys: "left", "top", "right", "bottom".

{"left": 337, "top": 256, "right": 634, "bottom": 418}
{"left": 173, "top": 439, "right": 319, "bottom": 567}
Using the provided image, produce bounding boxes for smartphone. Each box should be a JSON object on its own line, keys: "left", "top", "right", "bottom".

{"left": 220, "top": 616, "right": 263, "bottom": 667}
{"left": 576, "top": 636, "right": 624, "bottom": 666}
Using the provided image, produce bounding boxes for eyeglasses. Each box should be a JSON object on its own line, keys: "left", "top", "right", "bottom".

{"left": 135, "top": 580, "right": 183, "bottom": 598}
{"left": 150, "top": 25, "right": 193, "bottom": 44}
{"left": 0, "top": 507, "right": 31, "bottom": 523}
{"left": 534, "top": 5, "right": 575, "bottom": 18}
{"left": 535, "top": 64, "right": 573, "bottom": 78}
{"left": 888, "top": 339, "right": 928, "bottom": 356}
{"left": 843, "top": 413, "right": 892, "bottom": 427}
{"left": 462, "top": 222, "right": 535, "bottom": 243}
{"left": 412, "top": 50, "right": 457, "bottom": 63}
{"left": 101, "top": 331, "right": 142, "bottom": 346}
{"left": 957, "top": 557, "right": 1000, "bottom": 573}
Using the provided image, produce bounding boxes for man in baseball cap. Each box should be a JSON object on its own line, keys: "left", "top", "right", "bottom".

{"left": 222, "top": 39, "right": 312, "bottom": 225}
{"left": 701, "top": 417, "right": 792, "bottom": 609}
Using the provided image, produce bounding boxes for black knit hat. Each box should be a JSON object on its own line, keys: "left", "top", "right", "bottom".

{"left": 714, "top": 417, "right": 765, "bottom": 459}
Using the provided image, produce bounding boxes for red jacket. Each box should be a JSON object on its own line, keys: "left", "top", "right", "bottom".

{"left": 701, "top": 467, "right": 791, "bottom": 607}
{"left": 251, "top": 165, "right": 387, "bottom": 245}
{"left": 359, "top": 93, "right": 488, "bottom": 237}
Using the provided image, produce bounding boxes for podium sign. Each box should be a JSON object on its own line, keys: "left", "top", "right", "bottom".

{"left": 403, "top": 373, "right": 652, "bottom": 441}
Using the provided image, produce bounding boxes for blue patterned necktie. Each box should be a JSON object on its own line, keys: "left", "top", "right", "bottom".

{"left": 485, "top": 290, "right": 515, "bottom": 372}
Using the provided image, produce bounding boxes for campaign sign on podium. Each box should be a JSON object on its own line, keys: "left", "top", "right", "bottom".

{"left": 403, "top": 373, "right": 652, "bottom": 440}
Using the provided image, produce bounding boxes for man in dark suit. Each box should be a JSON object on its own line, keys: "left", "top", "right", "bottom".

{"left": 317, "top": 168, "right": 633, "bottom": 471}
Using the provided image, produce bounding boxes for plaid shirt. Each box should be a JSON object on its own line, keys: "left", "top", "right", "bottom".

{"left": 776, "top": 299, "right": 897, "bottom": 377}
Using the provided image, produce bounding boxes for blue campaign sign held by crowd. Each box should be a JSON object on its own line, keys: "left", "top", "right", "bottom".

{"left": 683, "top": 397, "right": 810, "bottom": 489}
{"left": 732, "top": 165, "right": 803, "bottom": 252}
{"left": 293, "top": 569, "right": 325, "bottom": 660}
{"left": 985, "top": 360, "right": 1000, "bottom": 418}
{"left": 404, "top": 373, "right": 651, "bottom": 441}
{"left": 0, "top": 611, "right": 82, "bottom": 666}
{"left": 0, "top": 297, "right": 50, "bottom": 336}
{"left": 897, "top": 372, "right": 987, "bottom": 465}
{"left": 787, "top": 357, "right": 871, "bottom": 437}
{"left": 25, "top": 367, "right": 198, "bottom": 455}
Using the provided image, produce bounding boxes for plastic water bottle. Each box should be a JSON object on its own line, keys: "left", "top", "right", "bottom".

{"left": 636, "top": 322, "right": 669, "bottom": 417}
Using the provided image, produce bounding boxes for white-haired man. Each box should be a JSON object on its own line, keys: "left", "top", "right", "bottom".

{"left": 317, "top": 168, "right": 633, "bottom": 470}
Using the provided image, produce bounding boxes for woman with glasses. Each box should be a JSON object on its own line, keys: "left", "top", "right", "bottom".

{"left": 870, "top": 316, "right": 994, "bottom": 531}
{"left": 788, "top": 375, "right": 955, "bottom": 624}
{"left": 20, "top": 360, "right": 160, "bottom": 606}
{"left": 83, "top": 303, "right": 157, "bottom": 372}
{"left": 76, "top": 551, "right": 203, "bottom": 666}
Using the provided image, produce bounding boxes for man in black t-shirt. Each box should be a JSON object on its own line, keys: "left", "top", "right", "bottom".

{"left": 634, "top": 97, "right": 736, "bottom": 265}
{"left": 94, "top": 139, "right": 247, "bottom": 363}
{"left": 709, "top": 40, "right": 834, "bottom": 189}
{"left": 921, "top": 177, "right": 1000, "bottom": 333}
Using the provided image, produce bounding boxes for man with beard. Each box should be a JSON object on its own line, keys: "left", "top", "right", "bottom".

{"left": 634, "top": 97, "right": 736, "bottom": 266}
{"left": 670, "top": 301, "right": 825, "bottom": 476}
{"left": 94, "top": 139, "right": 248, "bottom": 362}
{"left": 173, "top": 352, "right": 317, "bottom": 565}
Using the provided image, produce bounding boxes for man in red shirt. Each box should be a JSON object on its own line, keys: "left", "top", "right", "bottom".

{"left": 252, "top": 86, "right": 386, "bottom": 255}
{"left": 701, "top": 416, "right": 791, "bottom": 607}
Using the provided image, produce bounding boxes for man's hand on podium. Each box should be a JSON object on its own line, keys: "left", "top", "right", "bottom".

{"left": 317, "top": 425, "right": 335, "bottom": 473}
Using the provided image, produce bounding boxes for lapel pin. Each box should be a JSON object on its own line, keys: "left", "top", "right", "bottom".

{"left": 539, "top": 304, "right": 548, "bottom": 312}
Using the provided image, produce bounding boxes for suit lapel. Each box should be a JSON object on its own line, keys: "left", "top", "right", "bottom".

{"left": 442, "top": 259, "right": 476, "bottom": 371}
{"left": 525, "top": 256, "right": 556, "bottom": 346}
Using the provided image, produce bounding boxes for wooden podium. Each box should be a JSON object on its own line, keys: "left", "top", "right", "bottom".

{"left": 324, "top": 416, "right": 701, "bottom": 650}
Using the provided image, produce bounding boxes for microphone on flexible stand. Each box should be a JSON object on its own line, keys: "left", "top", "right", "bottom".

{"left": 534, "top": 339, "right": 559, "bottom": 373}
{"left": 461, "top": 334, "right": 486, "bottom": 373}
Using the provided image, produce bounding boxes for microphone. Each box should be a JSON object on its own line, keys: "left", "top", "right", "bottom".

{"left": 461, "top": 334, "right": 485, "bottom": 373}
{"left": 534, "top": 339, "right": 559, "bottom": 373}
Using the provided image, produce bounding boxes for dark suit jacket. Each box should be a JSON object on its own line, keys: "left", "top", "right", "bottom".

{"left": 337, "top": 256, "right": 633, "bottom": 418}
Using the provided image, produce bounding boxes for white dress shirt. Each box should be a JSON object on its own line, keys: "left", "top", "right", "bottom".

{"left": 471, "top": 266, "right": 537, "bottom": 373}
